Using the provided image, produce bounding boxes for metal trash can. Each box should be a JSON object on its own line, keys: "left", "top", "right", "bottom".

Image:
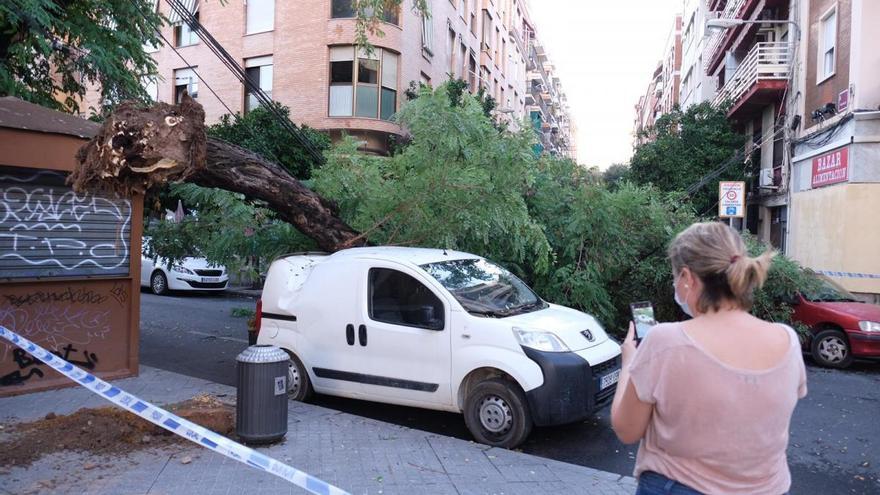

{"left": 235, "top": 345, "right": 289, "bottom": 444}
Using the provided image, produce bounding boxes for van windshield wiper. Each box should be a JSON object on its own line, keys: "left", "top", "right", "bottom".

{"left": 467, "top": 308, "right": 514, "bottom": 318}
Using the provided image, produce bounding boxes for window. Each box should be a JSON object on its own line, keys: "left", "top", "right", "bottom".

{"left": 142, "top": 76, "right": 159, "bottom": 102}
{"left": 817, "top": 7, "right": 837, "bottom": 82}
{"left": 174, "top": 68, "right": 198, "bottom": 102}
{"left": 481, "top": 10, "right": 492, "bottom": 52}
{"left": 421, "top": 3, "right": 433, "bottom": 54}
{"left": 173, "top": 12, "right": 199, "bottom": 47}
{"left": 459, "top": 42, "right": 467, "bottom": 78}
{"left": 447, "top": 28, "right": 457, "bottom": 73}
{"left": 328, "top": 46, "right": 398, "bottom": 120}
{"left": 458, "top": 0, "right": 466, "bottom": 19}
{"left": 331, "top": 0, "right": 398, "bottom": 25}
{"left": 468, "top": 52, "right": 477, "bottom": 91}
{"left": 369, "top": 268, "right": 444, "bottom": 330}
{"left": 246, "top": 0, "right": 274, "bottom": 34}
{"left": 244, "top": 56, "right": 273, "bottom": 113}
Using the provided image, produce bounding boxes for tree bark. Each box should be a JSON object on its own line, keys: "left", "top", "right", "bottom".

{"left": 70, "top": 95, "right": 363, "bottom": 252}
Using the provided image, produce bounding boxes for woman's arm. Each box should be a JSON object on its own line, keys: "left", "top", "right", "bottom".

{"left": 610, "top": 322, "right": 654, "bottom": 444}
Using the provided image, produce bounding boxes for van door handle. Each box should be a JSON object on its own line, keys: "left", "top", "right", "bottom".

{"left": 346, "top": 324, "right": 355, "bottom": 346}
{"left": 358, "top": 324, "right": 367, "bottom": 347}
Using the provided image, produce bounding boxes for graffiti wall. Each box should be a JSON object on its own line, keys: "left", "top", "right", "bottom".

{"left": 0, "top": 166, "right": 140, "bottom": 397}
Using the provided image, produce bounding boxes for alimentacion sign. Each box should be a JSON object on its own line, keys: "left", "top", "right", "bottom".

{"left": 811, "top": 146, "right": 849, "bottom": 188}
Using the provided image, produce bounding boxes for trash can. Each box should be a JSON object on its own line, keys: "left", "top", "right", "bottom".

{"left": 235, "top": 345, "right": 289, "bottom": 444}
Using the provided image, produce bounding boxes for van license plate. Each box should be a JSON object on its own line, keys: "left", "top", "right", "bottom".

{"left": 201, "top": 277, "right": 220, "bottom": 283}
{"left": 600, "top": 369, "right": 620, "bottom": 390}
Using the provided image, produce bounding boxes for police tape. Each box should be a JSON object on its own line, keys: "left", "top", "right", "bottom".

{"left": 0, "top": 325, "right": 349, "bottom": 495}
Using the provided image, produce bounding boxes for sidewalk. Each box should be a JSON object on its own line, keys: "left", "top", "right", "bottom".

{"left": 0, "top": 366, "right": 637, "bottom": 495}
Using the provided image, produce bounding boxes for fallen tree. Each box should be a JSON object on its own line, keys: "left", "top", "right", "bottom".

{"left": 70, "top": 95, "right": 364, "bottom": 252}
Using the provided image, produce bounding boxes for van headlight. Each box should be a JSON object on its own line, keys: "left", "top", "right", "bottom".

{"left": 513, "top": 327, "right": 570, "bottom": 353}
{"left": 859, "top": 321, "right": 880, "bottom": 332}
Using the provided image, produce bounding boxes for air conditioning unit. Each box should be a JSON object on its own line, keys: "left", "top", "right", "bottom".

{"left": 759, "top": 168, "right": 777, "bottom": 189}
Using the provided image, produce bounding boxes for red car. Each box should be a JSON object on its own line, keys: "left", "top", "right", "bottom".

{"left": 792, "top": 277, "right": 880, "bottom": 368}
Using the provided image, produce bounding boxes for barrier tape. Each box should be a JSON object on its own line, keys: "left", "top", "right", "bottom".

{"left": 0, "top": 325, "right": 349, "bottom": 495}
{"left": 815, "top": 270, "right": 880, "bottom": 280}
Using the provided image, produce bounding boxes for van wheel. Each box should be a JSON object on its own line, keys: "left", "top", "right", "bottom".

{"left": 464, "top": 378, "right": 532, "bottom": 449}
{"left": 285, "top": 352, "right": 313, "bottom": 402}
{"left": 811, "top": 328, "right": 853, "bottom": 369}
{"left": 150, "top": 271, "right": 169, "bottom": 295}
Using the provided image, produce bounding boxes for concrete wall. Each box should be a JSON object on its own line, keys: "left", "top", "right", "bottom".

{"left": 789, "top": 182, "right": 880, "bottom": 294}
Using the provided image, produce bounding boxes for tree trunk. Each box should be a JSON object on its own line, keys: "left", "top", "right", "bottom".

{"left": 70, "top": 95, "right": 363, "bottom": 252}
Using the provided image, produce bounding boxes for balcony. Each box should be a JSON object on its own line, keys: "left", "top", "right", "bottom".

{"left": 703, "top": 0, "right": 787, "bottom": 74}
{"left": 713, "top": 42, "right": 790, "bottom": 119}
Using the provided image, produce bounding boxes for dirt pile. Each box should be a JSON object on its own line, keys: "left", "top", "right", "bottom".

{"left": 0, "top": 394, "right": 235, "bottom": 467}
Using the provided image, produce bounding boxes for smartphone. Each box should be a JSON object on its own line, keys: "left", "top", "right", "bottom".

{"left": 630, "top": 301, "right": 657, "bottom": 344}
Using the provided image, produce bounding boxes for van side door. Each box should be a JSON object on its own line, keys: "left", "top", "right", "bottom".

{"left": 352, "top": 262, "right": 453, "bottom": 407}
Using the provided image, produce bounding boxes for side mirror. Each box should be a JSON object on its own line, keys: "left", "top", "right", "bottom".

{"left": 419, "top": 305, "right": 444, "bottom": 330}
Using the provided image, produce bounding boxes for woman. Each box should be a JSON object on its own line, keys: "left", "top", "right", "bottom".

{"left": 611, "top": 222, "right": 807, "bottom": 495}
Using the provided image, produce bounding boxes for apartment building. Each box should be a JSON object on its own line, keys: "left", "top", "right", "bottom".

{"left": 679, "top": 0, "right": 715, "bottom": 109}
{"left": 786, "top": 0, "right": 880, "bottom": 301}
{"left": 704, "top": 0, "right": 794, "bottom": 249}
{"left": 124, "top": 0, "right": 574, "bottom": 156}
{"left": 524, "top": 36, "right": 576, "bottom": 158}
{"left": 633, "top": 15, "right": 682, "bottom": 146}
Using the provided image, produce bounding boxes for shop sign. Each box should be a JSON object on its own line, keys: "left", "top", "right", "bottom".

{"left": 811, "top": 146, "right": 849, "bottom": 188}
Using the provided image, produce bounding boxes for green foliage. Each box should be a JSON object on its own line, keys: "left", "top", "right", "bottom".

{"left": 312, "top": 82, "right": 550, "bottom": 274}
{"left": 0, "top": 0, "right": 162, "bottom": 113}
{"left": 231, "top": 307, "right": 255, "bottom": 318}
{"left": 629, "top": 102, "right": 746, "bottom": 216}
{"left": 602, "top": 163, "right": 630, "bottom": 190}
{"left": 207, "top": 103, "right": 330, "bottom": 179}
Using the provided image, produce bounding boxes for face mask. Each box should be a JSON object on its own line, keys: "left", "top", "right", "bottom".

{"left": 674, "top": 282, "right": 693, "bottom": 317}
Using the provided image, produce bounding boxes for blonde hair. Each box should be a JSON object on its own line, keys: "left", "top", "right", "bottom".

{"left": 668, "top": 222, "right": 776, "bottom": 313}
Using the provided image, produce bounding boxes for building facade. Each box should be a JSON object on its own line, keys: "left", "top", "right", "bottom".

{"left": 787, "top": 0, "right": 880, "bottom": 301}
{"left": 122, "top": 0, "right": 575, "bottom": 157}
{"left": 679, "top": 0, "right": 715, "bottom": 109}
{"left": 704, "top": 0, "right": 794, "bottom": 249}
{"left": 633, "top": 15, "right": 682, "bottom": 146}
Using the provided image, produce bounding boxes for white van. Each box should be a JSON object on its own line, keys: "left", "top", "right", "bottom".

{"left": 254, "top": 247, "right": 621, "bottom": 448}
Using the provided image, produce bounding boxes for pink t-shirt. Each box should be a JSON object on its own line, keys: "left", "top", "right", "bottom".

{"left": 629, "top": 322, "right": 807, "bottom": 495}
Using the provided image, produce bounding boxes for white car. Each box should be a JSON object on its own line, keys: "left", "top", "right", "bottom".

{"left": 254, "top": 247, "right": 621, "bottom": 448}
{"left": 140, "top": 240, "right": 229, "bottom": 295}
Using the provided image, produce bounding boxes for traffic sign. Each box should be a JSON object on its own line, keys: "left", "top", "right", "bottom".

{"left": 718, "top": 181, "right": 745, "bottom": 218}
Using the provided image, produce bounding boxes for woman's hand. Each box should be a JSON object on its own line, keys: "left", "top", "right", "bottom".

{"left": 621, "top": 321, "right": 637, "bottom": 364}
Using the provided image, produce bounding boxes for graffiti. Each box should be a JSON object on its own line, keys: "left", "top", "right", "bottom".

{"left": 0, "top": 348, "right": 45, "bottom": 386}
{"left": 0, "top": 305, "right": 111, "bottom": 361}
{"left": 0, "top": 168, "right": 131, "bottom": 278}
{"left": 110, "top": 281, "right": 128, "bottom": 306}
{"left": 0, "top": 345, "right": 99, "bottom": 386}
{"left": 2, "top": 287, "right": 109, "bottom": 308}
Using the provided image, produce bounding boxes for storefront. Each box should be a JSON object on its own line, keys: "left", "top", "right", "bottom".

{"left": 0, "top": 97, "right": 143, "bottom": 396}
{"left": 788, "top": 111, "right": 880, "bottom": 302}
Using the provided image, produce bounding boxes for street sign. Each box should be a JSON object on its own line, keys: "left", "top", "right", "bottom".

{"left": 718, "top": 181, "right": 745, "bottom": 218}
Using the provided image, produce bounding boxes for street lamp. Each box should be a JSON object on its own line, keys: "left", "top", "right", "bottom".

{"left": 706, "top": 18, "right": 801, "bottom": 39}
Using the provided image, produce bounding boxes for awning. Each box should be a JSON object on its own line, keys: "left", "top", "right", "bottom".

{"left": 166, "top": 0, "right": 199, "bottom": 24}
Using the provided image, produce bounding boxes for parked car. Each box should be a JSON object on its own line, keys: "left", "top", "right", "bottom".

{"left": 791, "top": 276, "right": 880, "bottom": 368}
{"left": 140, "top": 238, "right": 229, "bottom": 295}
{"left": 253, "top": 247, "right": 622, "bottom": 449}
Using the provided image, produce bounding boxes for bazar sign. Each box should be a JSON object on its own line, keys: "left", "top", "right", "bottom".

{"left": 811, "top": 146, "right": 849, "bottom": 188}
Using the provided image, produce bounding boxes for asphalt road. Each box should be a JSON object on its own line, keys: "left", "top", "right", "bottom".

{"left": 140, "top": 291, "right": 880, "bottom": 494}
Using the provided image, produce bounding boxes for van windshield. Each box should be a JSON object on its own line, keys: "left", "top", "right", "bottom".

{"left": 420, "top": 258, "right": 547, "bottom": 317}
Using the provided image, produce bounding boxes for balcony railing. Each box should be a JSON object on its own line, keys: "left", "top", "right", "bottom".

{"left": 713, "top": 42, "right": 791, "bottom": 107}
{"left": 704, "top": 0, "right": 747, "bottom": 70}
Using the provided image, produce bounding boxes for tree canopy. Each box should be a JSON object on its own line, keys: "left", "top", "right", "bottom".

{"left": 628, "top": 102, "right": 746, "bottom": 216}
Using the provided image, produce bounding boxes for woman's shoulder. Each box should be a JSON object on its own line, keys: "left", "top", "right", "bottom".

{"left": 640, "top": 322, "right": 691, "bottom": 353}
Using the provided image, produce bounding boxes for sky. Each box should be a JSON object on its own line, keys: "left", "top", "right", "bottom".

{"left": 528, "top": 0, "right": 682, "bottom": 169}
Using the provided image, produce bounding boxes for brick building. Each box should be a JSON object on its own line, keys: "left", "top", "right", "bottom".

{"left": 632, "top": 15, "right": 683, "bottom": 147}
{"left": 120, "top": 0, "right": 575, "bottom": 157}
